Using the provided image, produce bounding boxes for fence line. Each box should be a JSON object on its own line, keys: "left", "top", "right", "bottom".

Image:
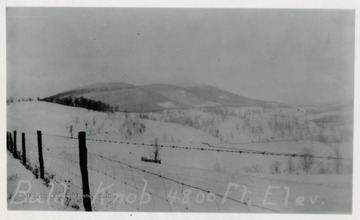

{"left": 9, "top": 130, "right": 196, "bottom": 211}
{"left": 85, "top": 137, "right": 351, "bottom": 161}
{"left": 10, "top": 129, "right": 352, "bottom": 212}
{"left": 22, "top": 131, "right": 351, "bottom": 161}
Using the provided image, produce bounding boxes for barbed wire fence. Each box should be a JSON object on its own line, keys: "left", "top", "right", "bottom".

{"left": 6, "top": 130, "right": 351, "bottom": 212}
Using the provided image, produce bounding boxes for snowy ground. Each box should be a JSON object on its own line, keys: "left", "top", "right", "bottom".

{"left": 7, "top": 152, "right": 73, "bottom": 211}
{"left": 7, "top": 101, "right": 353, "bottom": 213}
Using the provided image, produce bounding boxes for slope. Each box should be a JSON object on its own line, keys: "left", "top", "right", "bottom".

{"left": 42, "top": 82, "right": 277, "bottom": 112}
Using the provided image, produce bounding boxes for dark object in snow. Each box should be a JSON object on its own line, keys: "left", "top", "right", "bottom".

{"left": 141, "top": 156, "right": 161, "bottom": 164}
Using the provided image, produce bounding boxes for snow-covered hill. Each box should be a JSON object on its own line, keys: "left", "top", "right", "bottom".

{"left": 6, "top": 101, "right": 353, "bottom": 213}
{"left": 41, "top": 83, "right": 278, "bottom": 112}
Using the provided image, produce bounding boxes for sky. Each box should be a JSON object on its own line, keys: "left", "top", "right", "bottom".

{"left": 6, "top": 8, "right": 355, "bottom": 105}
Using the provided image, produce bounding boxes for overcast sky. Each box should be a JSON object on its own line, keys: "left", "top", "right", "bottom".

{"left": 6, "top": 8, "right": 354, "bottom": 105}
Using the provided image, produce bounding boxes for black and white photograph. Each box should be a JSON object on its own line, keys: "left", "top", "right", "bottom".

{"left": 5, "top": 6, "right": 355, "bottom": 214}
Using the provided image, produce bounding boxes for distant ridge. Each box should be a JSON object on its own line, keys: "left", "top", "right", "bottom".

{"left": 42, "top": 82, "right": 283, "bottom": 113}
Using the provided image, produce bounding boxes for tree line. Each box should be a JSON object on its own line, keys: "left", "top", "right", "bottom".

{"left": 41, "top": 96, "right": 119, "bottom": 113}
{"left": 6, "top": 97, "right": 41, "bottom": 104}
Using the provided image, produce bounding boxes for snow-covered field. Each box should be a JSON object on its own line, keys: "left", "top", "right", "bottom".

{"left": 7, "top": 101, "right": 353, "bottom": 213}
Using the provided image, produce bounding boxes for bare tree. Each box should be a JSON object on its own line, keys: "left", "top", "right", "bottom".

{"left": 287, "top": 157, "right": 296, "bottom": 174}
{"left": 270, "top": 161, "right": 282, "bottom": 174}
{"left": 244, "top": 164, "right": 263, "bottom": 173}
{"left": 154, "top": 138, "right": 160, "bottom": 162}
{"left": 300, "top": 147, "right": 314, "bottom": 174}
{"left": 334, "top": 145, "right": 342, "bottom": 174}
{"left": 69, "top": 125, "right": 73, "bottom": 138}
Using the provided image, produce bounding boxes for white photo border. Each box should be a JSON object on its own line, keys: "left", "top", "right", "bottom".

{"left": 1, "top": 1, "right": 358, "bottom": 220}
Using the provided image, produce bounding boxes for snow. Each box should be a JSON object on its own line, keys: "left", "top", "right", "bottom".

{"left": 219, "top": 94, "right": 230, "bottom": 100}
{"left": 7, "top": 152, "right": 71, "bottom": 211}
{"left": 6, "top": 101, "right": 352, "bottom": 213}
{"left": 163, "top": 90, "right": 220, "bottom": 107}
{"left": 158, "top": 102, "right": 177, "bottom": 108}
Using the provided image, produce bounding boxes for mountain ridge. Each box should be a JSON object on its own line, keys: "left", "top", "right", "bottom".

{"left": 43, "top": 82, "right": 286, "bottom": 112}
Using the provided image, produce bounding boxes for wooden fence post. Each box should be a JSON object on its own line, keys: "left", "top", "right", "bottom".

{"left": 78, "top": 131, "right": 92, "bottom": 211}
{"left": 22, "top": 133, "right": 26, "bottom": 166}
{"left": 37, "top": 130, "right": 44, "bottom": 179}
{"left": 9, "top": 133, "right": 13, "bottom": 153}
{"left": 13, "top": 130, "right": 17, "bottom": 159}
